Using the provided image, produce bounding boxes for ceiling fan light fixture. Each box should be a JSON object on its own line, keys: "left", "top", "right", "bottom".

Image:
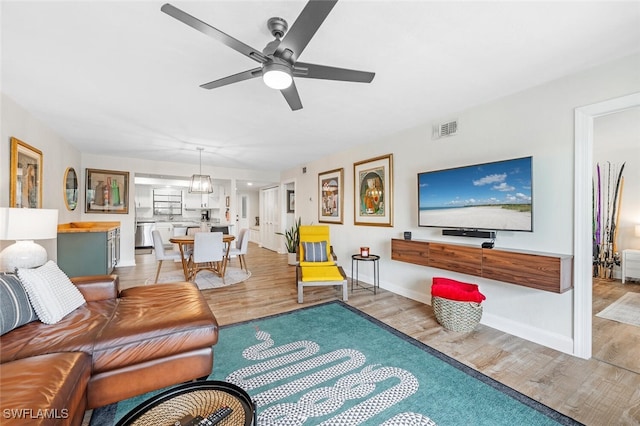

{"left": 262, "top": 62, "right": 292, "bottom": 90}
{"left": 189, "top": 148, "right": 213, "bottom": 194}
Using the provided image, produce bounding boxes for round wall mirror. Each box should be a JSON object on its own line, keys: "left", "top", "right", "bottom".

{"left": 63, "top": 167, "right": 79, "bottom": 211}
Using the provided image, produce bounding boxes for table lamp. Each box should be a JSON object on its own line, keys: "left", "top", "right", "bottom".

{"left": 0, "top": 208, "right": 58, "bottom": 272}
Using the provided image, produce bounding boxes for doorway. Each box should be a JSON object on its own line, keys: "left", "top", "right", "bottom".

{"left": 238, "top": 194, "right": 249, "bottom": 231}
{"left": 573, "top": 92, "right": 640, "bottom": 359}
{"left": 591, "top": 107, "right": 640, "bottom": 373}
{"left": 260, "top": 186, "right": 280, "bottom": 252}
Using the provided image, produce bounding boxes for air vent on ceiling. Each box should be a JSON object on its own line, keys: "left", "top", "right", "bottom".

{"left": 432, "top": 120, "right": 458, "bottom": 139}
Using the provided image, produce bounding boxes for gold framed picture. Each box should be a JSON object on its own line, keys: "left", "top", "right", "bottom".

{"left": 10, "top": 137, "right": 43, "bottom": 208}
{"left": 85, "top": 168, "right": 129, "bottom": 214}
{"left": 318, "top": 168, "right": 343, "bottom": 224}
{"left": 354, "top": 154, "right": 393, "bottom": 226}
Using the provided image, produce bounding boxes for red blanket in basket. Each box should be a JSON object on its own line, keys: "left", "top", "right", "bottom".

{"left": 431, "top": 277, "right": 486, "bottom": 303}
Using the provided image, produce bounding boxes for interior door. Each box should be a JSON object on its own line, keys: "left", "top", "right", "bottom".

{"left": 260, "top": 187, "right": 280, "bottom": 252}
{"left": 237, "top": 194, "right": 249, "bottom": 232}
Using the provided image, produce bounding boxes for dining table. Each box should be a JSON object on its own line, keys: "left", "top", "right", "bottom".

{"left": 169, "top": 234, "right": 236, "bottom": 281}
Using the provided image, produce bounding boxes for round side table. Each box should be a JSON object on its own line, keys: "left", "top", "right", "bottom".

{"left": 351, "top": 254, "right": 380, "bottom": 294}
{"left": 116, "top": 381, "right": 255, "bottom": 426}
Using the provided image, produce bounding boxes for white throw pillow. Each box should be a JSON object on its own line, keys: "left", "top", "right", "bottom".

{"left": 17, "top": 260, "right": 86, "bottom": 324}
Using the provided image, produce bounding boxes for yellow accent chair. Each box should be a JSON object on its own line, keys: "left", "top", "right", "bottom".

{"left": 296, "top": 225, "right": 347, "bottom": 303}
{"left": 298, "top": 225, "right": 337, "bottom": 267}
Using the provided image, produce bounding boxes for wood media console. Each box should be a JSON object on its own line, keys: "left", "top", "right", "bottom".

{"left": 391, "top": 239, "right": 573, "bottom": 293}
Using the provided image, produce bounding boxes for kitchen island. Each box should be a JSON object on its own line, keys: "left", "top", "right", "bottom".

{"left": 57, "top": 222, "right": 120, "bottom": 276}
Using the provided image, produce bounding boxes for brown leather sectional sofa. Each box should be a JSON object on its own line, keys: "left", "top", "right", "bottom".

{"left": 0, "top": 275, "right": 218, "bottom": 425}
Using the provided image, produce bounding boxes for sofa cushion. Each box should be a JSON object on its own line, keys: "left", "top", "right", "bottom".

{"left": 0, "top": 274, "right": 37, "bottom": 335}
{"left": 17, "top": 261, "right": 86, "bottom": 324}
{"left": 302, "top": 241, "right": 328, "bottom": 262}
{"left": 91, "top": 282, "right": 218, "bottom": 374}
{"left": 0, "top": 299, "right": 118, "bottom": 363}
{"left": 0, "top": 352, "right": 91, "bottom": 426}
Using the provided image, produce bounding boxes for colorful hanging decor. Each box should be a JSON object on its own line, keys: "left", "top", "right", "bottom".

{"left": 593, "top": 162, "right": 625, "bottom": 279}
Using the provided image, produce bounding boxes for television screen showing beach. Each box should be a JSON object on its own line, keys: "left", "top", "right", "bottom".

{"left": 418, "top": 157, "right": 532, "bottom": 231}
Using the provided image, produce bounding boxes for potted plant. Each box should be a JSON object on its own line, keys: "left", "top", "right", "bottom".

{"left": 277, "top": 217, "right": 301, "bottom": 265}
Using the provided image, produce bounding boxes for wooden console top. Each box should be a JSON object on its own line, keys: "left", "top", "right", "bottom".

{"left": 391, "top": 239, "right": 573, "bottom": 293}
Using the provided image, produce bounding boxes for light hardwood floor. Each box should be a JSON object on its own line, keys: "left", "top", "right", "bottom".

{"left": 87, "top": 243, "right": 640, "bottom": 425}
{"left": 592, "top": 277, "right": 640, "bottom": 374}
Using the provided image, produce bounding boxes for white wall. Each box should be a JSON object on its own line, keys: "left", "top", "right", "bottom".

{"left": 593, "top": 106, "right": 640, "bottom": 260}
{"left": 0, "top": 94, "right": 82, "bottom": 258}
{"left": 280, "top": 53, "right": 640, "bottom": 355}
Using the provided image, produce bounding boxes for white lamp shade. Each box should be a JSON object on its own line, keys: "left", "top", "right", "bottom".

{"left": 0, "top": 208, "right": 59, "bottom": 240}
{"left": 0, "top": 208, "right": 58, "bottom": 272}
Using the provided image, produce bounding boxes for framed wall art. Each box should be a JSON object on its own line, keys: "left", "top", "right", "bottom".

{"left": 354, "top": 154, "right": 393, "bottom": 226}
{"left": 287, "top": 190, "right": 296, "bottom": 213}
{"left": 10, "top": 137, "right": 43, "bottom": 208}
{"left": 318, "top": 168, "right": 343, "bottom": 224}
{"left": 85, "top": 168, "right": 129, "bottom": 214}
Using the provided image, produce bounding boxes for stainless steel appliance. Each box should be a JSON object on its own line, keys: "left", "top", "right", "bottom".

{"left": 135, "top": 222, "right": 154, "bottom": 248}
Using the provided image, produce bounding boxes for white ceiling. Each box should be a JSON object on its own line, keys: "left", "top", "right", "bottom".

{"left": 2, "top": 1, "right": 639, "bottom": 173}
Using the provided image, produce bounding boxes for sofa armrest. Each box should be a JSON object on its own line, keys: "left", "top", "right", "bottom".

{"left": 71, "top": 274, "right": 120, "bottom": 301}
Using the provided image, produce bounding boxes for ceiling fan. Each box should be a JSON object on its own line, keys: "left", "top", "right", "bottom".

{"left": 161, "top": 1, "right": 375, "bottom": 111}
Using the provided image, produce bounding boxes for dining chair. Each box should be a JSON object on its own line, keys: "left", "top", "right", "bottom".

{"left": 210, "top": 225, "right": 230, "bottom": 234}
{"left": 186, "top": 227, "right": 201, "bottom": 235}
{"left": 182, "top": 226, "right": 201, "bottom": 260}
{"left": 187, "top": 232, "right": 224, "bottom": 282}
{"left": 228, "top": 228, "right": 249, "bottom": 271}
{"left": 152, "top": 230, "right": 182, "bottom": 282}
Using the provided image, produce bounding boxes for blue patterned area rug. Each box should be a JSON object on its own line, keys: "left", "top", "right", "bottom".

{"left": 91, "top": 301, "right": 581, "bottom": 425}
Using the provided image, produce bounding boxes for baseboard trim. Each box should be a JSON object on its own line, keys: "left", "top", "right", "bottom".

{"left": 379, "top": 276, "right": 574, "bottom": 356}
{"left": 481, "top": 312, "right": 574, "bottom": 355}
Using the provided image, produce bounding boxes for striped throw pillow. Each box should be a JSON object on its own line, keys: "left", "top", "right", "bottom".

{"left": 0, "top": 274, "right": 37, "bottom": 335}
{"left": 302, "top": 241, "right": 328, "bottom": 262}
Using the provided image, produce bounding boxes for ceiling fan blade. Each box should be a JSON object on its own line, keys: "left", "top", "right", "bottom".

{"left": 161, "top": 3, "right": 267, "bottom": 64}
{"left": 293, "top": 62, "right": 375, "bottom": 83}
{"left": 200, "top": 68, "right": 262, "bottom": 90}
{"left": 275, "top": 0, "right": 338, "bottom": 62}
{"left": 281, "top": 82, "right": 303, "bottom": 111}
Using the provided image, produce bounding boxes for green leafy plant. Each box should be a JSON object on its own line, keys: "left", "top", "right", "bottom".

{"left": 277, "top": 217, "right": 301, "bottom": 253}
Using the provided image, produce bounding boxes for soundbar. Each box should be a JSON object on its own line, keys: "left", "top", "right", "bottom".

{"left": 442, "top": 229, "right": 496, "bottom": 239}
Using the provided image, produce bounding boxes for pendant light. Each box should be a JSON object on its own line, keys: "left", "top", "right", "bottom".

{"left": 189, "top": 147, "right": 213, "bottom": 194}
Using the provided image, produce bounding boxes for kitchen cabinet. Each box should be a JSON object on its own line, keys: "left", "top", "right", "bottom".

{"left": 184, "top": 191, "right": 204, "bottom": 209}
{"left": 250, "top": 226, "right": 261, "bottom": 244}
{"left": 57, "top": 222, "right": 120, "bottom": 277}
{"left": 183, "top": 186, "right": 225, "bottom": 209}
{"left": 184, "top": 191, "right": 213, "bottom": 209}
{"left": 153, "top": 223, "right": 174, "bottom": 246}
{"left": 135, "top": 185, "right": 152, "bottom": 209}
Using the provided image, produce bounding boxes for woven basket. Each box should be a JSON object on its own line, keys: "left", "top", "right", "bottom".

{"left": 432, "top": 296, "right": 482, "bottom": 332}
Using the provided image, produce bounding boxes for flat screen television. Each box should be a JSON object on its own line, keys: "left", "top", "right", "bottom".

{"left": 418, "top": 156, "right": 533, "bottom": 232}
